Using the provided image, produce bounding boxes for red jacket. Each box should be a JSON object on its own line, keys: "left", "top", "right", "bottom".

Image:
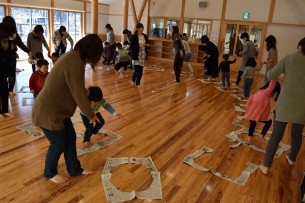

{"left": 29, "top": 71, "right": 48, "bottom": 93}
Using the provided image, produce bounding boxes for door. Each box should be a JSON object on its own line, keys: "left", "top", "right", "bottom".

{"left": 220, "top": 21, "right": 266, "bottom": 72}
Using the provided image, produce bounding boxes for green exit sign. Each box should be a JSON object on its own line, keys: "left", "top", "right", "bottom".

{"left": 243, "top": 12, "right": 250, "bottom": 19}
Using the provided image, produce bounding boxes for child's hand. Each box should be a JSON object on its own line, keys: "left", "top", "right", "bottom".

{"left": 90, "top": 115, "right": 100, "bottom": 124}
{"left": 113, "top": 112, "right": 120, "bottom": 117}
{"left": 30, "top": 90, "right": 34, "bottom": 94}
{"left": 234, "top": 54, "right": 237, "bottom": 59}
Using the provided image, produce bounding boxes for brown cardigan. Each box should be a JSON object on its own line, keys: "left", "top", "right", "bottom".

{"left": 32, "top": 50, "right": 95, "bottom": 130}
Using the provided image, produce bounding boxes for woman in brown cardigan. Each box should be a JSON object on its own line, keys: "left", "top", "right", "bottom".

{"left": 32, "top": 34, "right": 103, "bottom": 183}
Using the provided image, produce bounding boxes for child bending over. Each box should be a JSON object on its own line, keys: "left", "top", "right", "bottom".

{"left": 244, "top": 80, "right": 281, "bottom": 144}
{"left": 80, "top": 86, "right": 118, "bottom": 147}
{"left": 29, "top": 59, "right": 49, "bottom": 99}
{"left": 114, "top": 43, "right": 130, "bottom": 74}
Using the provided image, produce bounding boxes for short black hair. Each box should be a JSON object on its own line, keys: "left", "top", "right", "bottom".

{"left": 104, "top": 41, "right": 109, "bottom": 46}
{"left": 223, "top": 54, "right": 229, "bottom": 60}
{"left": 59, "top": 26, "right": 67, "bottom": 33}
{"left": 2, "top": 16, "right": 17, "bottom": 29}
{"left": 37, "top": 59, "right": 49, "bottom": 67}
{"left": 245, "top": 57, "right": 257, "bottom": 67}
{"left": 52, "top": 52, "right": 59, "bottom": 57}
{"left": 105, "top": 24, "right": 112, "bottom": 29}
{"left": 34, "top": 25, "right": 44, "bottom": 34}
{"left": 123, "top": 40, "right": 129, "bottom": 45}
{"left": 116, "top": 42, "right": 122, "bottom": 49}
{"left": 123, "top": 29, "right": 131, "bottom": 34}
{"left": 240, "top": 32, "right": 249, "bottom": 40}
{"left": 201, "top": 35, "right": 209, "bottom": 43}
{"left": 35, "top": 52, "right": 44, "bottom": 59}
{"left": 88, "top": 86, "right": 103, "bottom": 102}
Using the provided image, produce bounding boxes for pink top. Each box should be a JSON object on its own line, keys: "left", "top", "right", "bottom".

{"left": 244, "top": 80, "right": 276, "bottom": 121}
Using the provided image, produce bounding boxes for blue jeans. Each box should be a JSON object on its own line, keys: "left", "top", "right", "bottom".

{"left": 221, "top": 72, "right": 230, "bottom": 88}
{"left": 243, "top": 78, "right": 253, "bottom": 97}
{"left": 80, "top": 112, "right": 105, "bottom": 142}
{"left": 41, "top": 118, "right": 83, "bottom": 178}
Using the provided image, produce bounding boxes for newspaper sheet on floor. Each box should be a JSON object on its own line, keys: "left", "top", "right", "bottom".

{"left": 232, "top": 115, "right": 244, "bottom": 127}
{"left": 22, "top": 97, "right": 34, "bottom": 106}
{"left": 16, "top": 117, "right": 82, "bottom": 138}
{"left": 233, "top": 103, "right": 246, "bottom": 112}
{"left": 77, "top": 129, "right": 122, "bottom": 156}
{"left": 214, "top": 85, "right": 243, "bottom": 93}
{"left": 144, "top": 66, "right": 165, "bottom": 72}
{"left": 183, "top": 146, "right": 257, "bottom": 185}
{"left": 230, "top": 94, "right": 248, "bottom": 101}
{"left": 227, "top": 128, "right": 291, "bottom": 158}
{"left": 197, "top": 79, "right": 213, "bottom": 84}
{"left": 102, "top": 157, "right": 162, "bottom": 202}
{"left": 98, "top": 66, "right": 113, "bottom": 71}
{"left": 18, "top": 86, "right": 31, "bottom": 93}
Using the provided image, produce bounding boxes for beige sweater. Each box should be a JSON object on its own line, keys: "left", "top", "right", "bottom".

{"left": 32, "top": 50, "right": 95, "bottom": 130}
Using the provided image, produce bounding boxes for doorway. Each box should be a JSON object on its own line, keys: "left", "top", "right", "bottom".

{"left": 220, "top": 21, "right": 267, "bottom": 72}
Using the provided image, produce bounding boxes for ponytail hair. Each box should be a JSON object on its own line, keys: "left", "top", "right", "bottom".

{"left": 298, "top": 37, "right": 305, "bottom": 55}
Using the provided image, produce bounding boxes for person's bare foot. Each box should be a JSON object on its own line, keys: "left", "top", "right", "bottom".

{"left": 83, "top": 142, "right": 91, "bottom": 148}
{"left": 0, "top": 114, "right": 4, "bottom": 120}
{"left": 285, "top": 155, "right": 294, "bottom": 166}
{"left": 245, "top": 136, "right": 253, "bottom": 145}
{"left": 82, "top": 168, "right": 93, "bottom": 175}
{"left": 49, "top": 174, "right": 68, "bottom": 183}
{"left": 259, "top": 164, "right": 269, "bottom": 175}
{"left": 131, "top": 81, "right": 135, "bottom": 87}
{"left": 3, "top": 113, "right": 14, "bottom": 118}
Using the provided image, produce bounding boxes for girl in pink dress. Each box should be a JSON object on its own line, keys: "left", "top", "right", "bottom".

{"left": 244, "top": 80, "right": 281, "bottom": 144}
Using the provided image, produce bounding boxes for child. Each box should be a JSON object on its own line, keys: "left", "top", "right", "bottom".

{"left": 244, "top": 80, "right": 281, "bottom": 144}
{"left": 51, "top": 52, "right": 59, "bottom": 64}
{"left": 80, "top": 86, "right": 118, "bottom": 147}
{"left": 181, "top": 33, "right": 194, "bottom": 75}
{"left": 29, "top": 59, "right": 49, "bottom": 99}
{"left": 102, "top": 42, "right": 110, "bottom": 65}
{"left": 28, "top": 52, "right": 44, "bottom": 72}
{"left": 241, "top": 58, "right": 262, "bottom": 99}
{"left": 218, "top": 54, "right": 237, "bottom": 89}
{"left": 114, "top": 43, "right": 130, "bottom": 74}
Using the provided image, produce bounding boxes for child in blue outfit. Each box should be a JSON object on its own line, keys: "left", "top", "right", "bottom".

{"left": 80, "top": 86, "right": 118, "bottom": 147}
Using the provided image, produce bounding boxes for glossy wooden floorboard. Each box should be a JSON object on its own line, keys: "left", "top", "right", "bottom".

{"left": 0, "top": 60, "right": 304, "bottom": 203}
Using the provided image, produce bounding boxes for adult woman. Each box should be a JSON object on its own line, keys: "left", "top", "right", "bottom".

{"left": 199, "top": 35, "right": 219, "bottom": 78}
{"left": 259, "top": 37, "right": 305, "bottom": 175}
{"left": 171, "top": 26, "right": 184, "bottom": 84}
{"left": 52, "top": 25, "right": 74, "bottom": 56}
{"left": 0, "top": 22, "right": 16, "bottom": 119}
{"left": 2, "top": 16, "right": 31, "bottom": 96}
{"left": 263, "top": 35, "right": 278, "bottom": 84}
{"left": 32, "top": 34, "right": 103, "bottom": 183}
{"left": 105, "top": 24, "right": 116, "bottom": 65}
{"left": 27, "top": 25, "right": 50, "bottom": 72}
{"left": 235, "top": 32, "right": 256, "bottom": 86}
{"left": 130, "top": 23, "right": 149, "bottom": 88}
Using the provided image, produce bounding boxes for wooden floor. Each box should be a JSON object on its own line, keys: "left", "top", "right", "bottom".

{"left": 0, "top": 59, "right": 304, "bottom": 203}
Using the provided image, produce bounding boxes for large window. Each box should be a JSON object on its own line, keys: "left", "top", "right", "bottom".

{"left": 11, "top": 7, "right": 49, "bottom": 59}
{"left": 0, "top": 6, "right": 4, "bottom": 22}
{"left": 183, "top": 19, "right": 211, "bottom": 42}
{"left": 54, "top": 11, "right": 82, "bottom": 45}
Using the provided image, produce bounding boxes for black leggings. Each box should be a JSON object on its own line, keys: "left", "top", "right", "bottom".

{"left": 132, "top": 65, "right": 143, "bottom": 86}
{"left": 235, "top": 70, "right": 244, "bottom": 85}
{"left": 249, "top": 119, "right": 272, "bottom": 137}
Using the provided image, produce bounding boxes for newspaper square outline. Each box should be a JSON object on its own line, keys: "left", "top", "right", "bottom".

{"left": 18, "top": 86, "right": 31, "bottom": 93}
{"left": 102, "top": 157, "right": 162, "bottom": 202}
{"left": 22, "top": 97, "right": 34, "bottom": 106}
{"left": 233, "top": 103, "right": 246, "bottom": 112}
{"left": 183, "top": 146, "right": 258, "bottom": 185}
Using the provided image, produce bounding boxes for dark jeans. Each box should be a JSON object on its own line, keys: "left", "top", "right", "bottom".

{"left": 55, "top": 43, "right": 67, "bottom": 56}
{"left": 249, "top": 119, "right": 272, "bottom": 137}
{"left": 235, "top": 70, "right": 244, "bottom": 85}
{"left": 0, "top": 75, "right": 9, "bottom": 113}
{"left": 41, "top": 118, "right": 83, "bottom": 178}
{"left": 32, "top": 64, "right": 36, "bottom": 73}
{"left": 264, "top": 120, "right": 304, "bottom": 167}
{"left": 33, "top": 92, "right": 39, "bottom": 100}
{"left": 221, "top": 72, "right": 230, "bottom": 88}
{"left": 174, "top": 53, "right": 183, "bottom": 83}
{"left": 243, "top": 78, "right": 253, "bottom": 97}
{"left": 8, "top": 59, "right": 17, "bottom": 92}
{"left": 132, "top": 65, "right": 144, "bottom": 86}
{"left": 80, "top": 112, "right": 105, "bottom": 143}
{"left": 107, "top": 44, "right": 116, "bottom": 64}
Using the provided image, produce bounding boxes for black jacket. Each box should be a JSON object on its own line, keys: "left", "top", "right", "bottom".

{"left": 130, "top": 32, "right": 149, "bottom": 60}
